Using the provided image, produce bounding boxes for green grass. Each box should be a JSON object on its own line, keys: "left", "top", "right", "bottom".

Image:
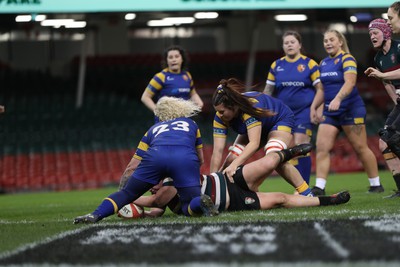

{"left": 0, "top": 170, "right": 398, "bottom": 255}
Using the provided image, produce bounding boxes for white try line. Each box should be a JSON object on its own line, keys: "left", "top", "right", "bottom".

{"left": 314, "top": 222, "right": 350, "bottom": 259}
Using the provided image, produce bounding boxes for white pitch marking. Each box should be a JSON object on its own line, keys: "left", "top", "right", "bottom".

{"left": 314, "top": 222, "right": 350, "bottom": 259}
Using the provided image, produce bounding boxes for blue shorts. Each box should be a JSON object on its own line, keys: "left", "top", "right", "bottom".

{"left": 132, "top": 146, "right": 201, "bottom": 188}
{"left": 321, "top": 104, "right": 366, "bottom": 128}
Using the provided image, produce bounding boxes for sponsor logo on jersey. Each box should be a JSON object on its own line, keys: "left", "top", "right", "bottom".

{"left": 245, "top": 197, "right": 255, "bottom": 205}
{"left": 178, "top": 88, "right": 190, "bottom": 93}
{"left": 282, "top": 81, "right": 305, "bottom": 86}
{"left": 321, "top": 72, "right": 338, "bottom": 77}
{"left": 297, "top": 64, "right": 306, "bottom": 72}
{"left": 277, "top": 66, "right": 285, "bottom": 72}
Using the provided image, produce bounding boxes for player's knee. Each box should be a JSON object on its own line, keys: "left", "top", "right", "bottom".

{"left": 264, "top": 138, "right": 287, "bottom": 155}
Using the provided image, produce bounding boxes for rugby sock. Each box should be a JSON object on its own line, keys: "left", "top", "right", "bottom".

{"left": 290, "top": 156, "right": 311, "bottom": 185}
{"left": 187, "top": 197, "right": 203, "bottom": 216}
{"left": 93, "top": 178, "right": 153, "bottom": 219}
{"left": 368, "top": 176, "right": 381, "bottom": 186}
{"left": 315, "top": 178, "right": 327, "bottom": 190}
{"left": 178, "top": 186, "right": 202, "bottom": 216}
{"left": 92, "top": 198, "right": 117, "bottom": 219}
{"left": 393, "top": 173, "right": 400, "bottom": 191}
{"left": 296, "top": 181, "right": 313, "bottom": 196}
{"left": 318, "top": 196, "right": 332, "bottom": 206}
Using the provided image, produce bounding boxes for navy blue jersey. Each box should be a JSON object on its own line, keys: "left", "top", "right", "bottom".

{"left": 213, "top": 91, "right": 294, "bottom": 138}
{"left": 145, "top": 68, "right": 196, "bottom": 102}
{"left": 374, "top": 39, "right": 400, "bottom": 88}
{"left": 267, "top": 54, "right": 320, "bottom": 117}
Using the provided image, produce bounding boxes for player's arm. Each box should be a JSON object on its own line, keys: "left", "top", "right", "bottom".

{"left": 383, "top": 82, "right": 399, "bottom": 104}
{"left": 223, "top": 124, "right": 261, "bottom": 180}
{"left": 118, "top": 156, "right": 140, "bottom": 190}
{"left": 263, "top": 83, "right": 275, "bottom": 95}
{"left": 141, "top": 89, "right": 156, "bottom": 112}
{"left": 366, "top": 66, "right": 400, "bottom": 81}
{"left": 310, "top": 81, "right": 324, "bottom": 124}
{"left": 210, "top": 137, "right": 226, "bottom": 172}
{"left": 190, "top": 90, "right": 204, "bottom": 109}
{"left": 329, "top": 71, "right": 356, "bottom": 111}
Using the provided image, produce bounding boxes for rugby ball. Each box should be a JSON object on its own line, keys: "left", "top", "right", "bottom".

{"left": 118, "top": 203, "right": 144, "bottom": 219}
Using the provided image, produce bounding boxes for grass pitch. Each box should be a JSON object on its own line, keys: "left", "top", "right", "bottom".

{"left": 0, "top": 171, "right": 399, "bottom": 265}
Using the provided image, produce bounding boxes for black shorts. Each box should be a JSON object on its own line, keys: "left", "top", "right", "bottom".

{"left": 226, "top": 181, "right": 261, "bottom": 211}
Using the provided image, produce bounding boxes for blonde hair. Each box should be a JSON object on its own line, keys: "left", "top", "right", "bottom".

{"left": 154, "top": 97, "right": 201, "bottom": 122}
{"left": 324, "top": 29, "right": 350, "bottom": 53}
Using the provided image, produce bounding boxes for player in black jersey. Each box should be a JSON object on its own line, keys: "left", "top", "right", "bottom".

{"left": 365, "top": 18, "right": 400, "bottom": 198}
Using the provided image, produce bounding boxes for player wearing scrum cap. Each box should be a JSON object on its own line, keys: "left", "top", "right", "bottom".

{"left": 365, "top": 18, "right": 400, "bottom": 198}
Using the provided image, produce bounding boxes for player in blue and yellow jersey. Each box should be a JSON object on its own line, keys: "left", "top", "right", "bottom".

{"left": 126, "top": 144, "right": 350, "bottom": 217}
{"left": 141, "top": 45, "right": 203, "bottom": 116}
{"left": 365, "top": 19, "right": 400, "bottom": 198}
{"left": 264, "top": 31, "right": 322, "bottom": 185}
{"left": 73, "top": 97, "right": 217, "bottom": 224}
{"left": 209, "top": 78, "right": 313, "bottom": 197}
{"left": 310, "top": 29, "right": 383, "bottom": 196}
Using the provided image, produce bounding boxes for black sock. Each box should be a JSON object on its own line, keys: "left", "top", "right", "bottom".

{"left": 318, "top": 196, "right": 331, "bottom": 206}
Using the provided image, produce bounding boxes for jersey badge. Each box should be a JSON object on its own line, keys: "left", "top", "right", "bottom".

{"left": 391, "top": 53, "right": 396, "bottom": 64}
{"left": 245, "top": 197, "right": 255, "bottom": 205}
{"left": 334, "top": 58, "right": 341, "bottom": 65}
{"left": 183, "top": 74, "right": 189, "bottom": 81}
{"left": 297, "top": 64, "right": 306, "bottom": 72}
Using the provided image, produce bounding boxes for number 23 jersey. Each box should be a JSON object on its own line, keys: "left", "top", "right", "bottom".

{"left": 134, "top": 117, "right": 203, "bottom": 161}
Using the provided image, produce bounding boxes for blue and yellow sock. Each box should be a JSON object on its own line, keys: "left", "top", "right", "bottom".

{"left": 290, "top": 155, "right": 311, "bottom": 185}
{"left": 296, "top": 181, "right": 313, "bottom": 196}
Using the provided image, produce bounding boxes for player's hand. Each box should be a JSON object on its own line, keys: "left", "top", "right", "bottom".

{"left": 223, "top": 165, "right": 237, "bottom": 183}
{"left": 328, "top": 98, "right": 341, "bottom": 111}
{"left": 364, "top": 67, "right": 374, "bottom": 76}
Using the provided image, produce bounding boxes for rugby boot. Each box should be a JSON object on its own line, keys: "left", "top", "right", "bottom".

{"left": 383, "top": 190, "right": 400, "bottom": 199}
{"left": 367, "top": 185, "right": 384, "bottom": 193}
{"left": 311, "top": 186, "right": 325, "bottom": 196}
{"left": 200, "top": 194, "right": 219, "bottom": 217}
{"left": 279, "top": 143, "right": 313, "bottom": 163}
{"left": 318, "top": 190, "right": 350, "bottom": 206}
{"left": 73, "top": 213, "right": 101, "bottom": 224}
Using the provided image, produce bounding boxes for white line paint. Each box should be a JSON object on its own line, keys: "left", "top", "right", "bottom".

{"left": 314, "top": 222, "right": 350, "bottom": 259}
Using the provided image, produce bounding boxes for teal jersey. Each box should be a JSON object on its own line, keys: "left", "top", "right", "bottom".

{"left": 374, "top": 39, "right": 400, "bottom": 88}
{"left": 267, "top": 54, "right": 320, "bottom": 116}
{"left": 145, "top": 68, "right": 195, "bottom": 102}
